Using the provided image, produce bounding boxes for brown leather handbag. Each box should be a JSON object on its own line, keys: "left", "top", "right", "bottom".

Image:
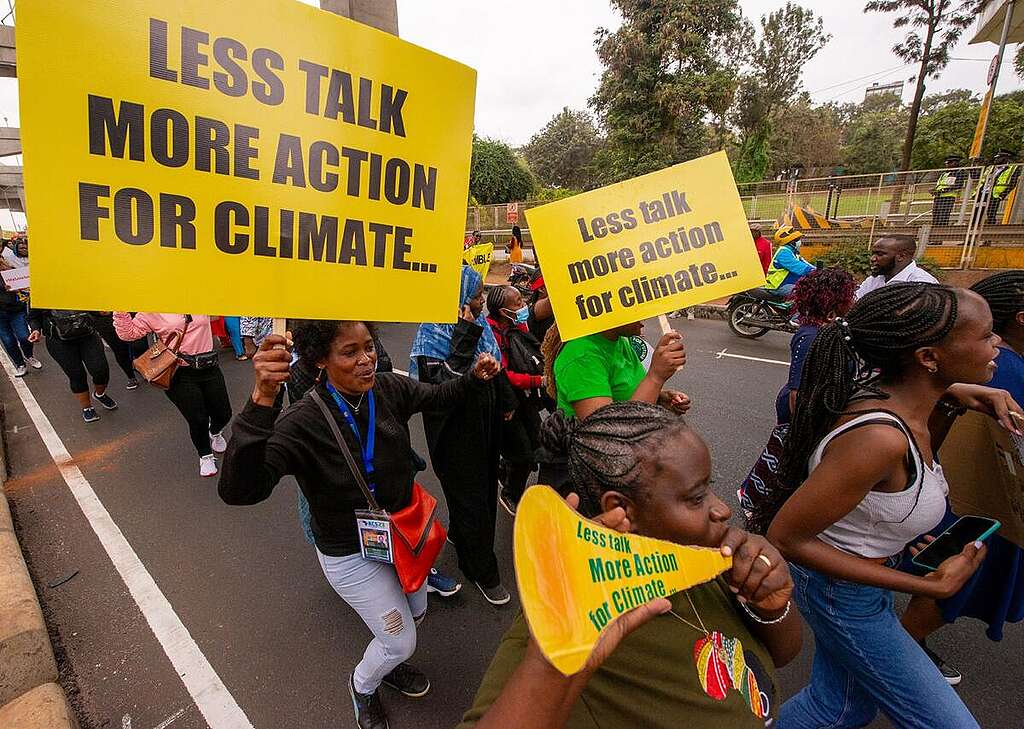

{"left": 133, "top": 315, "right": 190, "bottom": 390}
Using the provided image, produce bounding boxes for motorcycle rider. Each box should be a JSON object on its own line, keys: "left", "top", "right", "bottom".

{"left": 764, "top": 225, "right": 816, "bottom": 298}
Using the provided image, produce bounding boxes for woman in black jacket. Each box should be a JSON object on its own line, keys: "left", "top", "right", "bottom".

{"left": 219, "top": 320, "right": 498, "bottom": 729}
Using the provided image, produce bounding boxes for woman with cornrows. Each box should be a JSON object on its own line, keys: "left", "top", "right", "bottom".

{"left": 767, "top": 282, "right": 1022, "bottom": 729}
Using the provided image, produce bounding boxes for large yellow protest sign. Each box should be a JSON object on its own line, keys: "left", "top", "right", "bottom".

{"left": 526, "top": 152, "right": 764, "bottom": 340}
{"left": 17, "top": 0, "right": 475, "bottom": 321}
{"left": 514, "top": 485, "right": 732, "bottom": 675}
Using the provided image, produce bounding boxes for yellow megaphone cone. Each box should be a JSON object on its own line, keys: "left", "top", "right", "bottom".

{"left": 514, "top": 485, "right": 733, "bottom": 675}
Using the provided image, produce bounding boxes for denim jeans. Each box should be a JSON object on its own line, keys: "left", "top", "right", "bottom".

{"left": 0, "top": 308, "right": 32, "bottom": 367}
{"left": 780, "top": 562, "right": 979, "bottom": 729}
{"left": 317, "top": 550, "right": 428, "bottom": 694}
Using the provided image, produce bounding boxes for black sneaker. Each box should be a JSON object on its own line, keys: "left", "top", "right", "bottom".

{"left": 82, "top": 407, "right": 100, "bottom": 423}
{"left": 126, "top": 378, "right": 139, "bottom": 390}
{"left": 349, "top": 674, "right": 389, "bottom": 729}
{"left": 499, "top": 488, "right": 519, "bottom": 517}
{"left": 382, "top": 662, "right": 430, "bottom": 698}
{"left": 476, "top": 581, "right": 511, "bottom": 606}
{"left": 94, "top": 392, "right": 118, "bottom": 411}
{"left": 921, "top": 642, "right": 962, "bottom": 686}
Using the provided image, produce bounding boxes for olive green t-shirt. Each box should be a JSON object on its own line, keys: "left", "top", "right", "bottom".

{"left": 457, "top": 579, "right": 778, "bottom": 729}
{"left": 554, "top": 334, "right": 647, "bottom": 416}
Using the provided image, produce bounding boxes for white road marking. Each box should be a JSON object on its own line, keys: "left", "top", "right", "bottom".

{"left": 0, "top": 355, "right": 254, "bottom": 729}
{"left": 122, "top": 716, "right": 132, "bottom": 729}
{"left": 714, "top": 348, "right": 790, "bottom": 367}
{"left": 153, "top": 708, "right": 189, "bottom": 729}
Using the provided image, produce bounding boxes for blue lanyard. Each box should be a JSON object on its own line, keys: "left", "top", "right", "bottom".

{"left": 326, "top": 383, "right": 376, "bottom": 496}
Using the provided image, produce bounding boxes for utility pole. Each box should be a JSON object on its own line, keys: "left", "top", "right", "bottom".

{"left": 320, "top": 0, "right": 398, "bottom": 35}
{"left": 969, "top": 0, "right": 1016, "bottom": 158}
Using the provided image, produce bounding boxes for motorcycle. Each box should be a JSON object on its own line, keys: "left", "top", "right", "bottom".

{"left": 727, "top": 288, "right": 797, "bottom": 339}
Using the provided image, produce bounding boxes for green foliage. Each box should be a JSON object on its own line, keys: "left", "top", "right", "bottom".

{"left": 770, "top": 97, "right": 844, "bottom": 173}
{"left": 912, "top": 98, "right": 1024, "bottom": 168}
{"left": 842, "top": 106, "right": 910, "bottom": 174}
{"left": 590, "top": 0, "right": 746, "bottom": 183}
{"left": 733, "top": 3, "right": 828, "bottom": 179}
{"left": 532, "top": 186, "right": 582, "bottom": 202}
{"left": 469, "top": 136, "right": 537, "bottom": 205}
{"left": 522, "top": 108, "right": 603, "bottom": 191}
{"left": 809, "top": 244, "right": 944, "bottom": 280}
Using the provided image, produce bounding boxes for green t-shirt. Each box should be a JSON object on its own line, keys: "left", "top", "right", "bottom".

{"left": 457, "top": 579, "right": 778, "bottom": 729}
{"left": 554, "top": 334, "right": 647, "bottom": 416}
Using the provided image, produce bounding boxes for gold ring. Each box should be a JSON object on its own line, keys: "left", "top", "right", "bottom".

{"left": 757, "top": 554, "right": 772, "bottom": 569}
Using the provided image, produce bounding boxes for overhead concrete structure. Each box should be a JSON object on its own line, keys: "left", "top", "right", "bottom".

{"left": 0, "top": 26, "right": 13, "bottom": 79}
{"left": 972, "top": 0, "right": 1024, "bottom": 44}
{"left": 320, "top": 0, "right": 398, "bottom": 35}
{"left": 0, "top": 128, "right": 20, "bottom": 158}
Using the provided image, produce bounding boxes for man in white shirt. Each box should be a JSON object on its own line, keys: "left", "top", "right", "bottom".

{"left": 855, "top": 234, "right": 938, "bottom": 300}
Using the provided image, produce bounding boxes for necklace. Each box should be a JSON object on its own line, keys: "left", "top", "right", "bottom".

{"left": 338, "top": 390, "right": 366, "bottom": 413}
{"left": 667, "top": 591, "right": 711, "bottom": 638}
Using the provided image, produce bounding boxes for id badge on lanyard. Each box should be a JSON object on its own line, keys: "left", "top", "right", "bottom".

{"left": 327, "top": 385, "right": 392, "bottom": 563}
{"left": 355, "top": 509, "right": 394, "bottom": 564}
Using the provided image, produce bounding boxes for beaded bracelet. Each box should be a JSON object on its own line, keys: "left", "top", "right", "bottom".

{"left": 740, "top": 599, "right": 792, "bottom": 625}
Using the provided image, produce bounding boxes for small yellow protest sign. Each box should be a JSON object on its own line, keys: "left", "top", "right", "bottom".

{"left": 462, "top": 242, "right": 494, "bottom": 282}
{"left": 17, "top": 0, "right": 476, "bottom": 321}
{"left": 514, "top": 485, "right": 732, "bottom": 676}
{"left": 525, "top": 152, "right": 764, "bottom": 340}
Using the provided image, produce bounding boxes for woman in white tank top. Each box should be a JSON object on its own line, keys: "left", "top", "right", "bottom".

{"left": 767, "top": 281, "right": 1023, "bottom": 729}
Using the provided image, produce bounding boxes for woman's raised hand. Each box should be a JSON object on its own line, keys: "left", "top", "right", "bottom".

{"left": 251, "top": 333, "right": 292, "bottom": 406}
{"left": 473, "top": 352, "right": 500, "bottom": 381}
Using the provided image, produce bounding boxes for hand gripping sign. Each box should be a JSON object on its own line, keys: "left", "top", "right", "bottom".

{"left": 525, "top": 152, "right": 765, "bottom": 341}
{"left": 514, "top": 485, "right": 732, "bottom": 675}
{"left": 17, "top": 0, "right": 475, "bottom": 322}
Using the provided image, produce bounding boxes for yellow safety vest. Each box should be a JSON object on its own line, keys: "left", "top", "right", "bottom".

{"left": 934, "top": 172, "right": 959, "bottom": 198}
{"left": 993, "top": 164, "right": 1020, "bottom": 199}
{"left": 765, "top": 248, "right": 794, "bottom": 289}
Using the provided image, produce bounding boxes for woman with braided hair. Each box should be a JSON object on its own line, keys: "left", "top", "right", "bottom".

{"left": 768, "top": 281, "right": 1022, "bottom": 729}
{"left": 901, "top": 270, "right": 1024, "bottom": 684}
{"left": 459, "top": 401, "right": 801, "bottom": 729}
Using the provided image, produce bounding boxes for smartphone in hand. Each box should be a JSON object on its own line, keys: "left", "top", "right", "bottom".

{"left": 912, "top": 516, "right": 1001, "bottom": 572}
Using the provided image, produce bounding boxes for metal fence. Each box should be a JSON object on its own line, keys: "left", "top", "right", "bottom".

{"left": 467, "top": 165, "right": 1024, "bottom": 270}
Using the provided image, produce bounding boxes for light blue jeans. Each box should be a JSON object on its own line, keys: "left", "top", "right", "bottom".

{"left": 780, "top": 562, "right": 979, "bottom": 729}
{"left": 317, "top": 549, "right": 428, "bottom": 694}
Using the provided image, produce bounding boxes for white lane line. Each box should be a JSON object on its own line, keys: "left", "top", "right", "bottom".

{"left": 0, "top": 356, "right": 254, "bottom": 729}
{"left": 153, "top": 708, "right": 189, "bottom": 729}
{"left": 714, "top": 348, "right": 790, "bottom": 367}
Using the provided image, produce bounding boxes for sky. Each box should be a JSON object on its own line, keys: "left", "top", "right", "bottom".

{"left": 0, "top": 0, "right": 1018, "bottom": 149}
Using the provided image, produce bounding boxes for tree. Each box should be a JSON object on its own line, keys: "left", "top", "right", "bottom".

{"left": 770, "top": 97, "right": 844, "bottom": 173}
{"left": 843, "top": 104, "right": 910, "bottom": 174}
{"left": 469, "top": 136, "right": 536, "bottom": 205}
{"left": 865, "top": 0, "right": 984, "bottom": 171}
{"left": 590, "top": 0, "right": 747, "bottom": 183}
{"left": 913, "top": 97, "right": 1024, "bottom": 167}
{"left": 733, "top": 3, "right": 830, "bottom": 181}
{"left": 521, "top": 108, "right": 603, "bottom": 191}
{"left": 920, "top": 88, "right": 979, "bottom": 115}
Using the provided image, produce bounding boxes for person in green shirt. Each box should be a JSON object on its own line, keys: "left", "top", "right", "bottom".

{"left": 547, "top": 320, "right": 690, "bottom": 420}
{"left": 459, "top": 402, "right": 802, "bottom": 729}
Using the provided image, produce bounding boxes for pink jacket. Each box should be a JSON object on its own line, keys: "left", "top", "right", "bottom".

{"left": 113, "top": 313, "right": 215, "bottom": 356}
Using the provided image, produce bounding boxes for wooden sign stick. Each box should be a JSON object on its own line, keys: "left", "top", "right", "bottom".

{"left": 658, "top": 313, "right": 673, "bottom": 336}
{"left": 272, "top": 317, "right": 287, "bottom": 347}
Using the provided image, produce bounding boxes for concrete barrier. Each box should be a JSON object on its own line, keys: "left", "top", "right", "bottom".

{"left": 0, "top": 682, "right": 78, "bottom": 729}
{"left": 0, "top": 490, "right": 59, "bottom": 707}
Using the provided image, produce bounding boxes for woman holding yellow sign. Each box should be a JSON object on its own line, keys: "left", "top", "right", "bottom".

{"left": 460, "top": 402, "right": 801, "bottom": 728}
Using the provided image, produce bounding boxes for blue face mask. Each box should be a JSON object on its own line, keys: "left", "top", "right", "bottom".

{"left": 505, "top": 306, "right": 529, "bottom": 324}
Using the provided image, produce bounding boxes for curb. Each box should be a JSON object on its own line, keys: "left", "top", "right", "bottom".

{"left": 0, "top": 490, "right": 58, "bottom": 707}
{"left": 0, "top": 682, "right": 78, "bottom": 728}
{"left": 686, "top": 304, "right": 728, "bottom": 321}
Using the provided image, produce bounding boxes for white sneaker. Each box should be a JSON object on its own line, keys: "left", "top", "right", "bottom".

{"left": 25, "top": 357, "right": 42, "bottom": 370}
{"left": 12, "top": 365, "right": 26, "bottom": 377}
{"left": 199, "top": 454, "right": 218, "bottom": 478}
{"left": 210, "top": 431, "right": 227, "bottom": 454}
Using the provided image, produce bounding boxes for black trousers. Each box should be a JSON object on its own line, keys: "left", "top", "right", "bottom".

{"left": 425, "top": 389, "right": 501, "bottom": 588}
{"left": 91, "top": 314, "right": 146, "bottom": 381}
{"left": 499, "top": 402, "right": 541, "bottom": 502}
{"left": 987, "top": 197, "right": 1006, "bottom": 225}
{"left": 932, "top": 196, "right": 955, "bottom": 226}
{"left": 45, "top": 333, "right": 109, "bottom": 394}
{"left": 164, "top": 365, "right": 232, "bottom": 457}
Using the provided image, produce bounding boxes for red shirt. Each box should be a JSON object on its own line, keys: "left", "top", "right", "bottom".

{"left": 486, "top": 317, "right": 544, "bottom": 391}
{"left": 754, "top": 236, "right": 772, "bottom": 274}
